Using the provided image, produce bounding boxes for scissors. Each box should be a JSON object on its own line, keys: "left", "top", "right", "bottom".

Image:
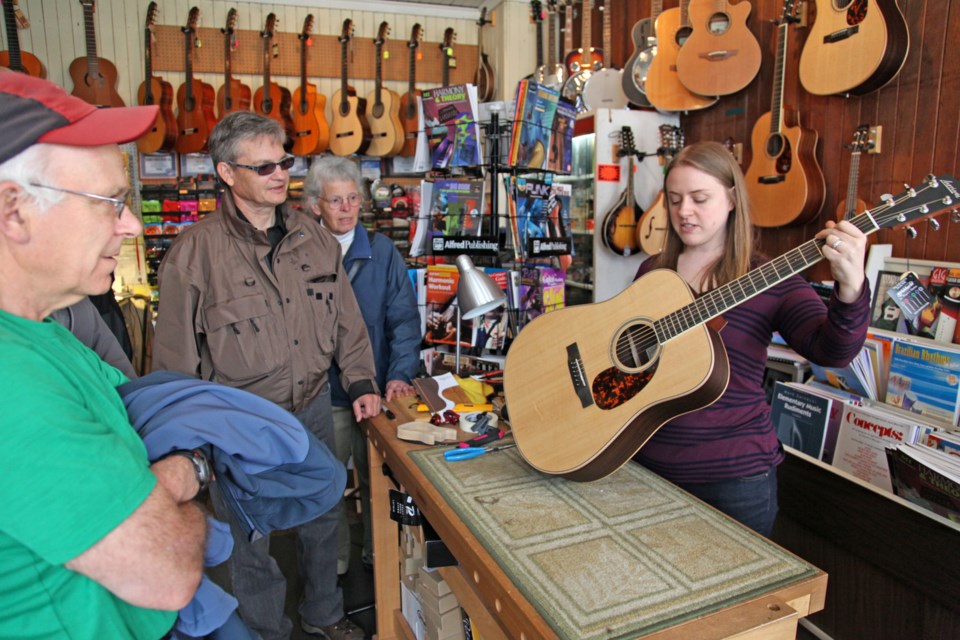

{"left": 443, "top": 443, "right": 516, "bottom": 462}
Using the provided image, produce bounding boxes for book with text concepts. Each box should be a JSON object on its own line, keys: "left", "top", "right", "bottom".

{"left": 832, "top": 401, "right": 921, "bottom": 492}
{"left": 419, "top": 84, "right": 481, "bottom": 170}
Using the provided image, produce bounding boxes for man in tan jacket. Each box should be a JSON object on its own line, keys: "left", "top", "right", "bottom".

{"left": 154, "top": 111, "right": 379, "bottom": 640}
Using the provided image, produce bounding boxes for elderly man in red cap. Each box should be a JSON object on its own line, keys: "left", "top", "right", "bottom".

{"left": 0, "top": 73, "right": 208, "bottom": 638}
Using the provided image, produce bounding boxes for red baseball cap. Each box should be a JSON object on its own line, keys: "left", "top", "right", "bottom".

{"left": 0, "top": 72, "right": 159, "bottom": 164}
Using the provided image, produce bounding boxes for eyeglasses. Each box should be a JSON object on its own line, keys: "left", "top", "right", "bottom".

{"left": 323, "top": 193, "right": 362, "bottom": 209}
{"left": 228, "top": 155, "right": 296, "bottom": 176}
{"left": 28, "top": 183, "right": 128, "bottom": 218}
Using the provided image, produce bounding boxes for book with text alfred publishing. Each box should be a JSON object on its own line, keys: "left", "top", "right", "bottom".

{"left": 409, "top": 178, "right": 485, "bottom": 257}
{"left": 508, "top": 80, "right": 559, "bottom": 170}
{"left": 419, "top": 84, "right": 481, "bottom": 170}
{"left": 886, "top": 336, "right": 960, "bottom": 425}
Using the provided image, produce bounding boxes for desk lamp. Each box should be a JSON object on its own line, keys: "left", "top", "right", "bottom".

{"left": 455, "top": 254, "right": 507, "bottom": 374}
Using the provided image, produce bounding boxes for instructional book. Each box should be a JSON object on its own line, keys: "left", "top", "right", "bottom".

{"left": 886, "top": 336, "right": 960, "bottom": 425}
{"left": 519, "top": 265, "right": 566, "bottom": 325}
{"left": 832, "top": 402, "right": 920, "bottom": 492}
{"left": 547, "top": 98, "right": 576, "bottom": 174}
{"left": 410, "top": 178, "right": 485, "bottom": 257}
{"left": 419, "top": 84, "right": 482, "bottom": 170}
{"left": 886, "top": 443, "right": 960, "bottom": 522}
{"left": 508, "top": 80, "right": 559, "bottom": 169}
{"left": 507, "top": 176, "right": 574, "bottom": 260}
{"left": 770, "top": 381, "right": 833, "bottom": 460}
{"left": 424, "top": 264, "right": 472, "bottom": 347}
{"left": 809, "top": 348, "right": 877, "bottom": 400}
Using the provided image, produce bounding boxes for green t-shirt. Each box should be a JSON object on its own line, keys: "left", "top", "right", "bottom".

{"left": 0, "top": 311, "right": 175, "bottom": 639}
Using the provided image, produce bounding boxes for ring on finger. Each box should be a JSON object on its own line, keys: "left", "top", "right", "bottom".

{"left": 831, "top": 238, "right": 843, "bottom": 250}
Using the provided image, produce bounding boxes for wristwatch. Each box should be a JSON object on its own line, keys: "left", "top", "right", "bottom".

{"left": 165, "top": 449, "right": 212, "bottom": 498}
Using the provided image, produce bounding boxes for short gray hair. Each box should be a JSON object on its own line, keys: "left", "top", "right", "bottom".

{"left": 0, "top": 144, "right": 63, "bottom": 212}
{"left": 208, "top": 112, "right": 286, "bottom": 172}
{"left": 305, "top": 156, "right": 362, "bottom": 209}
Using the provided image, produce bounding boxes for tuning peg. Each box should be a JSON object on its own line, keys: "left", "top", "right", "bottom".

{"left": 929, "top": 218, "right": 941, "bottom": 231}
{"left": 195, "top": 37, "right": 202, "bottom": 49}
{"left": 903, "top": 184, "right": 916, "bottom": 198}
{"left": 880, "top": 193, "right": 894, "bottom": 204}
{"left": 272, "top": 43, "right": 279, "bottom": 57}
{"left": 905, "top": 226, "right": 918, "bottom": 239}
{"left": 951, "top": 209, "right": 960, "bottom": 224}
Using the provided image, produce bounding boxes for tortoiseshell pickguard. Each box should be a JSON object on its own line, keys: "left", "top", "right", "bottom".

{"left": 592, "top": 362, "right": 659, "bottom": 410}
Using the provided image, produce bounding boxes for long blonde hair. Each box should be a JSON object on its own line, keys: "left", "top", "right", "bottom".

{"left": 654, "top": 141, "right": 755, "bottom": 290}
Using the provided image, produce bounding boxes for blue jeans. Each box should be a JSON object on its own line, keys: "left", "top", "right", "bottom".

{"left": 676, "top": 466, "right": 779, "bottom": 537}
{"left": 210, "top": 386, "right": 343, "bottom": 640}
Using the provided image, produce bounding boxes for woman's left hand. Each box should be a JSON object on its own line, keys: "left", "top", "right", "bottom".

{"left": 816, "top": 219, "right": 867, "bottom": 303}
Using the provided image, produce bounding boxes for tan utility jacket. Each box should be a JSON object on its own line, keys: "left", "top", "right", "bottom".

{"left": 153, "top": 190, "right": 378, "bottom": 413}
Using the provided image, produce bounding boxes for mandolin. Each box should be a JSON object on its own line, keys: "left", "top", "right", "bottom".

{"left": 600, "top": 127, "right": 643, "bottom": 257}
{"left": 364, "top": 21, "right": 404, "bottom": 157}
{"left": 636, "top": 125, "right": 684, "bottom": 257}
{"left": 253, "top": 14, "right": 295, "bottom": 144}
{"left": 535, "top": 0, "right": 566, "bottom": 89}
{"left": 290, "top": 14, "right": 329, "bottom": 156}
{"left": 136, "top": 2, "right": 176, "bottom": 154}
{"left": 397, "top": 24, "right": 423, "bottom": 158}
{"left": 836, "top": 124, "right": 872, "bottom": 221}
{"left": 69, "top": 0, "right": 124, "bottom": 107}
{"left": 799, "top": 0, "right": 909, "bottom": 96}
{"left": 675, "top": 0, "right": 762, "bottom": 96}
{"left": 560, "top": 0, "right": 601, "bottom": 112}
{"left": 744, "top": 0, "right": 825, "bottom": 228}
{"left": 329, "top": 19, "right": 370, "bottom": 157}
{"left": 175, "top": 7, "right": 217, "bottom": 154}
{"left": 474, "top": 8, "right": 496, "bottom": 102}
{"left": 440, "top": 28, "right": 456, "bottom": 88}
{"left": 504, "top": 175, "right": 960, "bottom": 480}
{"left": 621, "top": 1, "right": 658, "bottom": 109}
{"left": 644, "top": 0, "right": 716, "bottom": 112}
{"left": 216, "top": 9, "right": 252, "bottom": 120}
{"left": 582, "top": 0, "right": 628, "bottom": 110}
{"left": 0, "top": 0, "right": 45, "bottom": 77}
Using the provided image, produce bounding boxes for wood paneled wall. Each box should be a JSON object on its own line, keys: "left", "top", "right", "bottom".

{"left": 568, "top": 0, "right": 960, "bottom": 279}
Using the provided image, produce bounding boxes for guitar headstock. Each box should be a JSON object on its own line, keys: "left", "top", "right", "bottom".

{"left": 376, "top": 21, "right": 390, "bottom": 46}
{"left": 409, "top": 24, "right": 423, "bottom": 49}
{"left": 658, "top": 125, "right": 684, "bottom": 165}
{"left": 619, "top": 126, "right": 637, "bottom": 158}
{"left": 479, "top": 7, "right": 491, "bottom": 27}
{"left": 340, "top": 18, "right": 353, "bottom": 44}
{"left": 263, "top": 13, "right": 277, "bottom": 40}
{"left": 79, "top": 0, "right": 94, "bottom": 11}
{"left": 531, "top": 1, "right": 543, "bottom": 23}
{"left": 145, "top": 1, "right": 158, "bottom": 30}
{"left": 184, "top": 6, "right": 200, "bottom": 34}
{"left": 223, "top": 7, "right": 238, "bottom": 36}
{"left": 779, "top": 0, "right": 801, "bottom": 25}
{"left": 869, "top": 175, "right": 959, "bottom": 232}
{"left": 301, "top": 14, "right": 314, "bottom": 41}
{"left": 849, "top": 124, "right": 872, "bottom": 154}
{"left": 441, "top": 27, "right": 456, "bottom": 56}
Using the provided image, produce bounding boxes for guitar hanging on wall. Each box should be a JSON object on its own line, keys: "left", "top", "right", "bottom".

{"left": 175, "top": 7, "right": 217, "bottom": 154}
{"left": 216, "top": 8, "right": 252, "bottom": 120}
{"left": 136, "top": 2, "right": 176, "bottom": 154}
{"left": 836, "top": 124, "right": 872, "bottom": 221}
{"left": 621, "top": 1, "right": 658, "bottom": 109}
{"left": 70, "top": 0, "right": 124, "bottom": 107}
{"left": 582, "top": 0, "right": 628, "bottom": 110}
{"left": 0, "top": 0, "right": 45, "bottom": 77}
{"left": 561, "top": 0, "right": 602, "bottom": 112}
{"left": 440, "top": 27, "right": 457, "bottom": 88}
{"left": 675, "top": 0, "right": 762, "bottom": 97}
{"left": 644, "top": 0, "right": 716, "bottom": 112}
{"left": 397, "top": 24, "right": 423, "bottom": 158}
{"left": 364, "top": 21, "right": 405, "bottom": 157}
{"left": 636, "top": 125, "right": 685, "bottom": 257}
{"left": 504, "top": 174, "right": 960, "bottom": 481}
{"left": 600, "top": 127, "right": 643, "bottom": 257}
{"left": 253, "top": 13, "right": 295, "bottom": 145}
{"left": 291, "top": 14, "right": 330, "bottom": 156}
{"left": 744, "top": 0, "right": 825, "bottom": 227}
{"left": 329, "top": 19, "right": 370, "bottom": 157}
{"left": 474, "top": 8, "right": 496, "bottom": 101}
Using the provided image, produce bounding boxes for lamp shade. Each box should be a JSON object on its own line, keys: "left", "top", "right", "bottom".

{"left": 456, "top": 254, "right": 507, "bottom": 320}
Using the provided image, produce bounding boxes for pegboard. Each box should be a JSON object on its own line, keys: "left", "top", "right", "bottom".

{"left": 152, "top": 25, "right": 477, "bottom": 86}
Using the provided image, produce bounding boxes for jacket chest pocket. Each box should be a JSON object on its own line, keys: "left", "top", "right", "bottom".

{"left": 204, "top": 294, "right": 287, "bottom": 382}
{"left": 307, "top": 281, "right": 339, "bottom": 355}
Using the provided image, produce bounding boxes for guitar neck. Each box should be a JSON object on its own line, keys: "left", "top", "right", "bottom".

{"left": 581, "top": 0, "right": 592, "bottom": 56}
{"left": 535, "top": 18, "right": 544, "bottom": 68}
{"left": 340, "top": 39, "right": 349, "bottom": 107}
{"left": 564, "top": 4, "right": 573, "bottom": 54}
{"left": 183, "top": 30, "right": 194, "bottom": 101}
{"left": 143, "top": 27, "right": 154, "bottom": 101}
{"left": 374, "top": 43, "right": 383, "bottom": 105}
{"left": 769, "top": 20, "right": 789, "bottom": 136}
{"left": 3, "top": 2, "right": 22, "bottom": 70}
{"left": 547, "top": 8, "right": 556, "bottom": 67}
{"left": 653, "top": 0, "right": 663, "bottom": 20}
{"left": 262, "top": 36, "right": 272, "bottom": 89}
{"left": 845, "top": 150, "right": 862, "bottom": 216}
{"left": 408, "top": 45, "right": 416, "bottom": 93}
{"left": 300, "top": 37, "right": 309, "bottom": 96}
{"left": 83, "top": 2, "right": 99, "bottom": 75}
{"left": 602, "top": 0, "right": 612, "bottom": 61}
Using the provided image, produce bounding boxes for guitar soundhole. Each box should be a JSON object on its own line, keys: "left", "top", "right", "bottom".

{"left": 611, "top": 321, "right": 659, "bottom": 373}
{"left": 262, "top": 98, "right": 273, "bottom": 114}
{"left": 775, "top": 137, "right": 793, "bottom": 174}
{"left": 372, "top": 103, "right": 385, "bottom": 119}
{"left": 846, "top": 0, "right": 867, "bottom": 25}
{"left": 676, "top": 26, "right": 693, "bottom": 47}
{"left": 708, "top": 13, "right": 731, "bottom": 35}
{"left": 185, "top": 96, "right": 196, "bottom": 112}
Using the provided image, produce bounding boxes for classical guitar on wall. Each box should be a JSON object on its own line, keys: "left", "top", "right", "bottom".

{"left": 69, "top": 0, "right": 124, "bottom": 107}
{"left": 364, "top": 21, "right": 404, "bottom": 157}
{"left": 504, "top": 175, "right": 959, "bottom": 481}
{"left": 474, "top": 8, "right": 495, "bottom": 102}
{"left": 582, "top": 0, "right": 628, "bottom": 110}
{"left": 397, "top": 23, "right": 423, "bottom": 158}
{"left": 291, "top": 14, "right": 329, "bottom": 156}
{"left": 440, "top": 27, "right": 456, "bottom": 88}
{"left": 329, "top": 19, "right": 370, "bottom": 157}
{"left": 216, "top": 8, "right": 252, "bottom": 120}
{"left": 253, "top": 13, "right": 294, "bottom": 144}
{"left": 744, "top": 0, "right": 825, "bottom": 228}
{"left": 636, "top": 124, "right": 685, "bottom": 257}
{"left": 644, "top": 0, "right": 716, "bottom": 112}
{"left": 0, "top": 0, "right": 45, "bottom": 77}
{"left": 799, "top": 0, "right": 910, "bottom": 96}
{"left": 621, "top": 0, "right": 659, "bottom": 109}
{"left": 836, "top": 124, "right": 872, "bottom": 220}
{"left": 600, "top": 127, "right": 643, "bottom": 257}
{"left": 675, "top": 0, "right": 762, "bottom": 97}
{"left": 175, "top": 7, "right": 217, "bottom": 154}
{"left": 136, "top": 2, "right": 176, "bottom": 154}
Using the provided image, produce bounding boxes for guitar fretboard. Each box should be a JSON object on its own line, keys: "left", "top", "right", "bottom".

{"left": 4, "top": 2, "right": 22, "bottom": 71}
{"left": 82, "top": 2, "right": 100, "bottom": 77}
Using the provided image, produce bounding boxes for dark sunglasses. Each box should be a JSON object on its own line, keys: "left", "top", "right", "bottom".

{"left": 228, "top": 155, "right": 296, "bottom": 176}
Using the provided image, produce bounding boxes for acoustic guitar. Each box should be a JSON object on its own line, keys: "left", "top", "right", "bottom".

{"left": 799, "top": 0, "right": 909, "bottom": 96}
{"left": 744, "top": 0, "right": 825, "bottom": 228}
{"left": 440, "top": 28, "right": 456, "bottom": 88}
{"left": 582, "top": 0, "right": 629, "bottom": 110}
{"left": 474, "top": 8, "right": 496, "bottom": 102}
{"left": 535, "top": 0, "right": 566, "bottom": 89}
{"left": 560, "top": 0, "right": 601, "bottom": 112}
{"left": 600, "top": 127, "right": 643, "bottom": 257}
{"left": 836, "top": 124, "right": 872, "bottom": 221}
{"left": 644, "top": 0, "right": 716, "bottom": 112}
{"left": 676, "top": 0, "right": 762, "bottom": 96}
{"left": 216, "top": 9, "right": 252, "bottom": 120}
{"left": 329, "top": 19, "right": 370, "bottom": 157}
{"left": 364, "top": 21, "right": 404, "bottom": 157}
{"left": 291, "top": 14, "right": 330, "bottom": 156}
{"left": 175, "top": 7, "right": 217, "bottom": 154}
{"left": 136, "top": 2, "right": 176, "bottom": 154}
{"left": 621, "top": 1, "right": 658, "bottom": 109}
{"left": 397, "top": 24, "right": 423, "bottom": 158}
{"left": 527, "top": 1, "right": 545, "bottom": 81}
{"left": 69, "top": 0, "right": 124, "bottom": 107}
{"left": 636, "top": 125, "right": 684, "bottom": 257}
{"left": 503, "top": 175, "right": 959, "bottom": 480}
{"left": 253, "top": 14, "right": 295, "bottom": 144}
{"left": 0, "top": 0, "right": 45, "bottom": 77}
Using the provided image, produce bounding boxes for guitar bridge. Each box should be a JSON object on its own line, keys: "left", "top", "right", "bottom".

{"left": 824, "top": 25, "right": 859, "bottom": 44}
{"left": 566, "top": 344, "right": 594, "bottom": 408}
{"left": 759, "top": 175, "right": 786, "bottom": 184}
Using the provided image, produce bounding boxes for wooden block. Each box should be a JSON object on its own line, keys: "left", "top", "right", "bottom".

{"left": 418, "top": 565, "right": 452, "bottom": 598}
{"left": 418, "top": 583, "right": 460, "bottom": 616}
